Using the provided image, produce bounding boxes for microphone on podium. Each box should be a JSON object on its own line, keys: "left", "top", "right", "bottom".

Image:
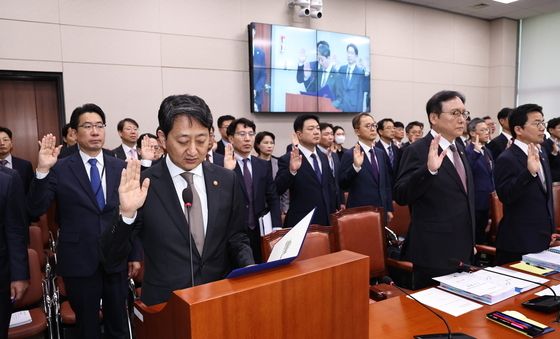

{"left": 182, "top": 187, "right": 195, "bottom": 287}
{"left": 449, "top": 259, "right": 560, "bottom": 318}
{"left": 380, "top": 276, "right": 476, "bottom": 339}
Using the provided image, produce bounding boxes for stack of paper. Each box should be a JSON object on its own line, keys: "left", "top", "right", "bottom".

{"left": 522, "top": 249, "right": 560, "bottom": 271}
{"left": 434, "top": 267, "right": 548, "bottom": 305}
{"left": 9, "top": 310, "right": 32, "bottom": 328}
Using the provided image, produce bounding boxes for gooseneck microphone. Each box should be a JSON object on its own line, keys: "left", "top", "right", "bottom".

{"left": 182, "top": 187, "right": 195, "bottom": 288}
{"left": 380, "top": 276, "right": 476, "bottom": 339}
{"left": 450, "top": 259, "right": 560, "bottom": 320}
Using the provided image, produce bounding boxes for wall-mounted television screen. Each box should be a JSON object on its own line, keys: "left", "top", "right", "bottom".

{"left": 249, "top": 22, "right": 371, "bottom": 113}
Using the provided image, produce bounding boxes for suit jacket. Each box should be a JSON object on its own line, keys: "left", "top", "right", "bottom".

{"left": 0, "top": 167, "right": 29, "bottom": 289}
{"left": 375, "top": 140, "right": 400, "bottom": 183}
{"left": 394, "top": 134, "right": 475, "bottom": 270}
{"left": 59, "top": 144, "right": 115, "bottom": 159}
{"left": 486, "top": 133, "right": 509, "bottom": 160}
{"left": 465, "top": 144, "right": 495, "bottom": 211}
{"left": 337, "top": 64, "right": 366, "bottom": 112}
{"left": 103, "top": 160, "right": 254, "bottom": 306}
{"left": 234, "top": 157, "right": 281, "bottom": 228}
{"left": 494, "top": 144, "right": 555, "bottom": 254}
{"left": 28, "top": 151, "right": 141, "bottom": 277}
{"left": 318, "top": 147, "right": 344, "bottom": 208}
{"left": 317, "top": 68, "right": 343, "bottom": 106}
{"left": 275, "top": 149, "right": 338, "bottom": 227}
{"left": 215, "top": 140, "right": 227, "bottom": 155}
{"left": 10, "top": 156, "right": 33, "bottom": 195}
{"left": 339, "top": 146, "right": 393, "bottom": 212}
{"left": 541, "top": 138, "right": 560, "bottom": 182}
{"left": 296, "top": 60, "right": 319, "bottom": 93}
{"left": 209, "top": 151, "right": 224, "bottom": 167}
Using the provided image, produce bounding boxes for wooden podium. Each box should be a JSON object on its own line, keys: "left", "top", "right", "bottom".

{"left": 133, "top": 251, "right": 369, "bottom": 339}
{"left": 285, "top": 93, "right": 342, "bottom": 112}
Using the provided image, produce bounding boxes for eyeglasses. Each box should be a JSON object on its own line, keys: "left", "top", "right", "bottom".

{"left": 441, "top": 110, "right": 470, "bottom": 119}
{"left": 526, "top": 121, "right": 546, "bottom": 128}
{"left": 234, "top": 131, "right": 256, "bottom": 138}
{"left": 123, "top": 127, "right": 138, "bottom": 132}
{"left": 363, "top": 123, "right": 378, "bottom": 130}
{"left": 78, "top": 123, "right": 106, "bottom": 130}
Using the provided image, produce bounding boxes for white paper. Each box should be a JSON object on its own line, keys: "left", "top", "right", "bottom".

{"left": 267, "top": 208, "right": 314, "bottom": 262}
{"left": 408, "top": 288, "right": 482, "bottom": 317}
{"left": 259, "top": 211, "right": 273, "bottom": 236}
{"left": 486, "top": 266, "right": 549, "bottom": 285}
{"left": 9, "top": 310, "right": 32, "bottom": 328}
{"left": 535, "top": 284, "right": 560, "bottom": 297}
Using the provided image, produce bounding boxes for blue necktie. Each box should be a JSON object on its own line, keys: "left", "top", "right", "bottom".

{"left": 88, "top": 158, "right": 105, "bottom": 210}
{"left": 311, "top": 153, "right": 322, "bottom": 183}
{"left": 387, "top": 145, "right": 395, "bottom": 167}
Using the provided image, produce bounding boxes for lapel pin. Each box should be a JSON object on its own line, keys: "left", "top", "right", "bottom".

{"left": 213, "top": 180, "right": 219, "bottom": 187}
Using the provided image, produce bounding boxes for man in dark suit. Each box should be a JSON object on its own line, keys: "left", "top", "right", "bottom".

{"left": 112, "top": 118, "right": 140, "bottom": 161}
{"left": 318, "top": 122, "right": 344, "bottom": 209}
{"left": 315, "top": 44, "right": 342, "bottom": 108}
{"left": 494, "top": 104, "right": 558, "bottom": 265}
{"left": 394, "top": 90, "right": 475, "bottom": 289}
{"left": 486, "top": 107, "right": 513, "bottom": 160}
{"left": 401, "top": 121, "right": 424, "bottom": 149}
{"left": 276, "top": 114, "right": 340, "bottom": 227}
{"left": 0, "top": 167, "right": 29, "bottom": 338}
{"left": 0, "top": 127, "right": 34, "bottom": 194}
{"left": 340, "top": 113, "right": 393, "bottom": 220}
{"left": 337, "top": 44, "right": 366, "bottom": 112}
{"left": 375, "top": 118, "right": 401, "bottom": 183}
{"left": 465, "top": 118, "right": 495, "bottom": 245}
{"left": 296, "top": 40, "right": 329, "bottom": 93}
{"left": 103, "top": 94, "right": 254, "bottom": 306}
{"left": 542, "top": 117, "right": 560, "bottom": 182}
{"left": 28, "top": 104, "right": 141, "bottom": 339}
{"left": 224, "top": 118, "right": 281, "bottom": 262}
{"left": 206, "top": 127, "right": 224, "bottom": 167}
{"left": 215, "top": 115, "right": 235, "bottom": 155}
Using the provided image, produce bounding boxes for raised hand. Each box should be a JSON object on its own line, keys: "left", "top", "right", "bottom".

{"left": 527, "top": 143, "right": 541, "bottom": 176}
{"left": 37, "top": 134, "right": 62, "bottom": 173}
{"left": 223, "top": 143, "right": 236, "bottom": 170}
{"left": 140, "top": 135, "right": 156, "bottom": 160}
{"left": 353, "top": 143, "right": 364, "bottom": 168}
{"left": 472, "top": 134, "right": 482, "bottom": 152}
{"left": 289, "top": 145, "right": 302, "bottom": 173}
{"left": 119, "top": 159, "right": 150, "bottom": 218}
{"left": 427, "top": 134, "right": 447, "bottom": 173}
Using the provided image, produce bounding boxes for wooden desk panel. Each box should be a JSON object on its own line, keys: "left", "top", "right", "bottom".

{"left": 369, "top": 285, "right": 560, "bottom": 338}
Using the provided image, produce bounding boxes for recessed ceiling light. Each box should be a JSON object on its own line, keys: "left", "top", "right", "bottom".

{"left": 493, "top": 0, "right": 519, "bottom": 4}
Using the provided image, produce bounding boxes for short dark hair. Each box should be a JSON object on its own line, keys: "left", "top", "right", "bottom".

{"left": 319, "top": 122, "right": 334, "bottom": 132}
{"left": 376, "top": 118, "right": 395, "bottom": 133}
{"left": 61, "top": 123, "right": 72, "bottom": 138}
{"left": 157, "top": 94, "right": 213, "bottom": 136}
{"left": 294, "top": 114, "right": 320, "bottom": 132}
{"left": 136, "top": 133, "right": 157, "bottom": 149}
{"left": 394, "top": 121, "right": 404, "bottom": 129}
{"left": 332, "top": 126, "right": 345, "bottom": 135}
{"left": 117, "top": 118, "right": 139, "bottom": 132}
{"left": 226, "top": 118, "right": 256, "bottom": 137}
{"left": 425, "top": 90, "right": 466, "bottom": 118}
{"left": 69, "top": 103, "right": 106, "bottom": 129}
{"left": 317, "top": 40, "right": 329, "bottom": 49}
{"left": 317, "top": 44, "right": 330, "bottom": 58}
{"left": 547, "top": 117, "right": 560, "bottom": 131}
{"left": 0, "top": 127, "right": 13, "bottom": 139}
{"left": 217, "top": 115, "right": 235, "bottom": 128}
{"left": 482, "top": 116, "right": 492, "bottom": 120}
{"left": 467, "top": 117, "right": 485, "bottom": 134}
{"left": 352, "top": 113, "right": 373, "bottom": 129}
{"left": 497, "top": 107, "right": 513, "bottom": 121}
{"left": 509, "top": 104, "right": 543, "bottom": 139}
{"left": 405, "top": 121, "right": 424, "bottom": 134}
{"left": 254, "top": 131, "right": 275, "bottom": 154}
{"left": 347, "top": 43, "right": 358, "bottom": 55}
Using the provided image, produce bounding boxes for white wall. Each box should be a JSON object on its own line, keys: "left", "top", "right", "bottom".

{"left": 0, "top": 0, "right": 517, "bottom": 151}
{"left": 518, "top": 11, "right": 560, "bottom": 116}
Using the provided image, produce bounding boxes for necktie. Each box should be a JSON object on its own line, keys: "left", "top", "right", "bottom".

{"left": 346, "top": 67, "right": 351, "bottom": 83}
{"left": 0, "top": 159, "right": 7, "bottom": 166}
{"left": 369, "top": 149, "right": 379, "bottom": 182}
{"left": 482, "top": 146, "right": 492, "bottom": 170}
{"left": 129, "top": 148, "right": 137, "bottom": 160}
{"left": 448, "top": 144, "right": 467, "bottom": 192}
{"left": 88, "top": 159, "right": 105, "bottom": 210}
{"left": 181, "top": 172, "right": 205, "bottom": 254}
{"left": 538, "top": 153, "right": 547, "bottom": 191}
{"left": 242, "top": 159, "right": 255, "bottom": 230}
{"left": 387, "top": 145, "right": 395, "bottom": 166}
{"left": 310, "top": 153, "right": 322, "bottom": 183}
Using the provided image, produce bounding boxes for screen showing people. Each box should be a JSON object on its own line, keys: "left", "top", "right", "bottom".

{"left": 249, "top": 22, "right": 371, "bottom": 113}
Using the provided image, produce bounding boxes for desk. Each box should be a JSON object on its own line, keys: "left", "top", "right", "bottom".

{"left": 369, "top": 284, "right": 560, "bottom": 338}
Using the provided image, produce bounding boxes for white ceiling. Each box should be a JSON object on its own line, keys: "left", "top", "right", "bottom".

{"left": 393, "top": 0, "right": 560, "bottom": 20}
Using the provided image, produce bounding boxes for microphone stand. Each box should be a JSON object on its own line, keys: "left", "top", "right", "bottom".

{"left": 183, "top": 188, "right": 195, "bottom": 288}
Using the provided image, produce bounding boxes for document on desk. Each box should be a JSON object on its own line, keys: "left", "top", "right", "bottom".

{"left": 535, "top": 284, "right": 560, "bottom": 297}
{"left": 409, "top": 288, "right": 482, "bottom": 317}
{"left": 522, "top": 249, "right": 560, "bottom": 271}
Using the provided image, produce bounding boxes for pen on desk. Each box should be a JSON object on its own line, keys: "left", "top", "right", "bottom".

{"left": 526, "top": 262, "right": 548, "bottom": 270}
{"left": 492, "top": 313, "right": 529, "bottom": 330}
